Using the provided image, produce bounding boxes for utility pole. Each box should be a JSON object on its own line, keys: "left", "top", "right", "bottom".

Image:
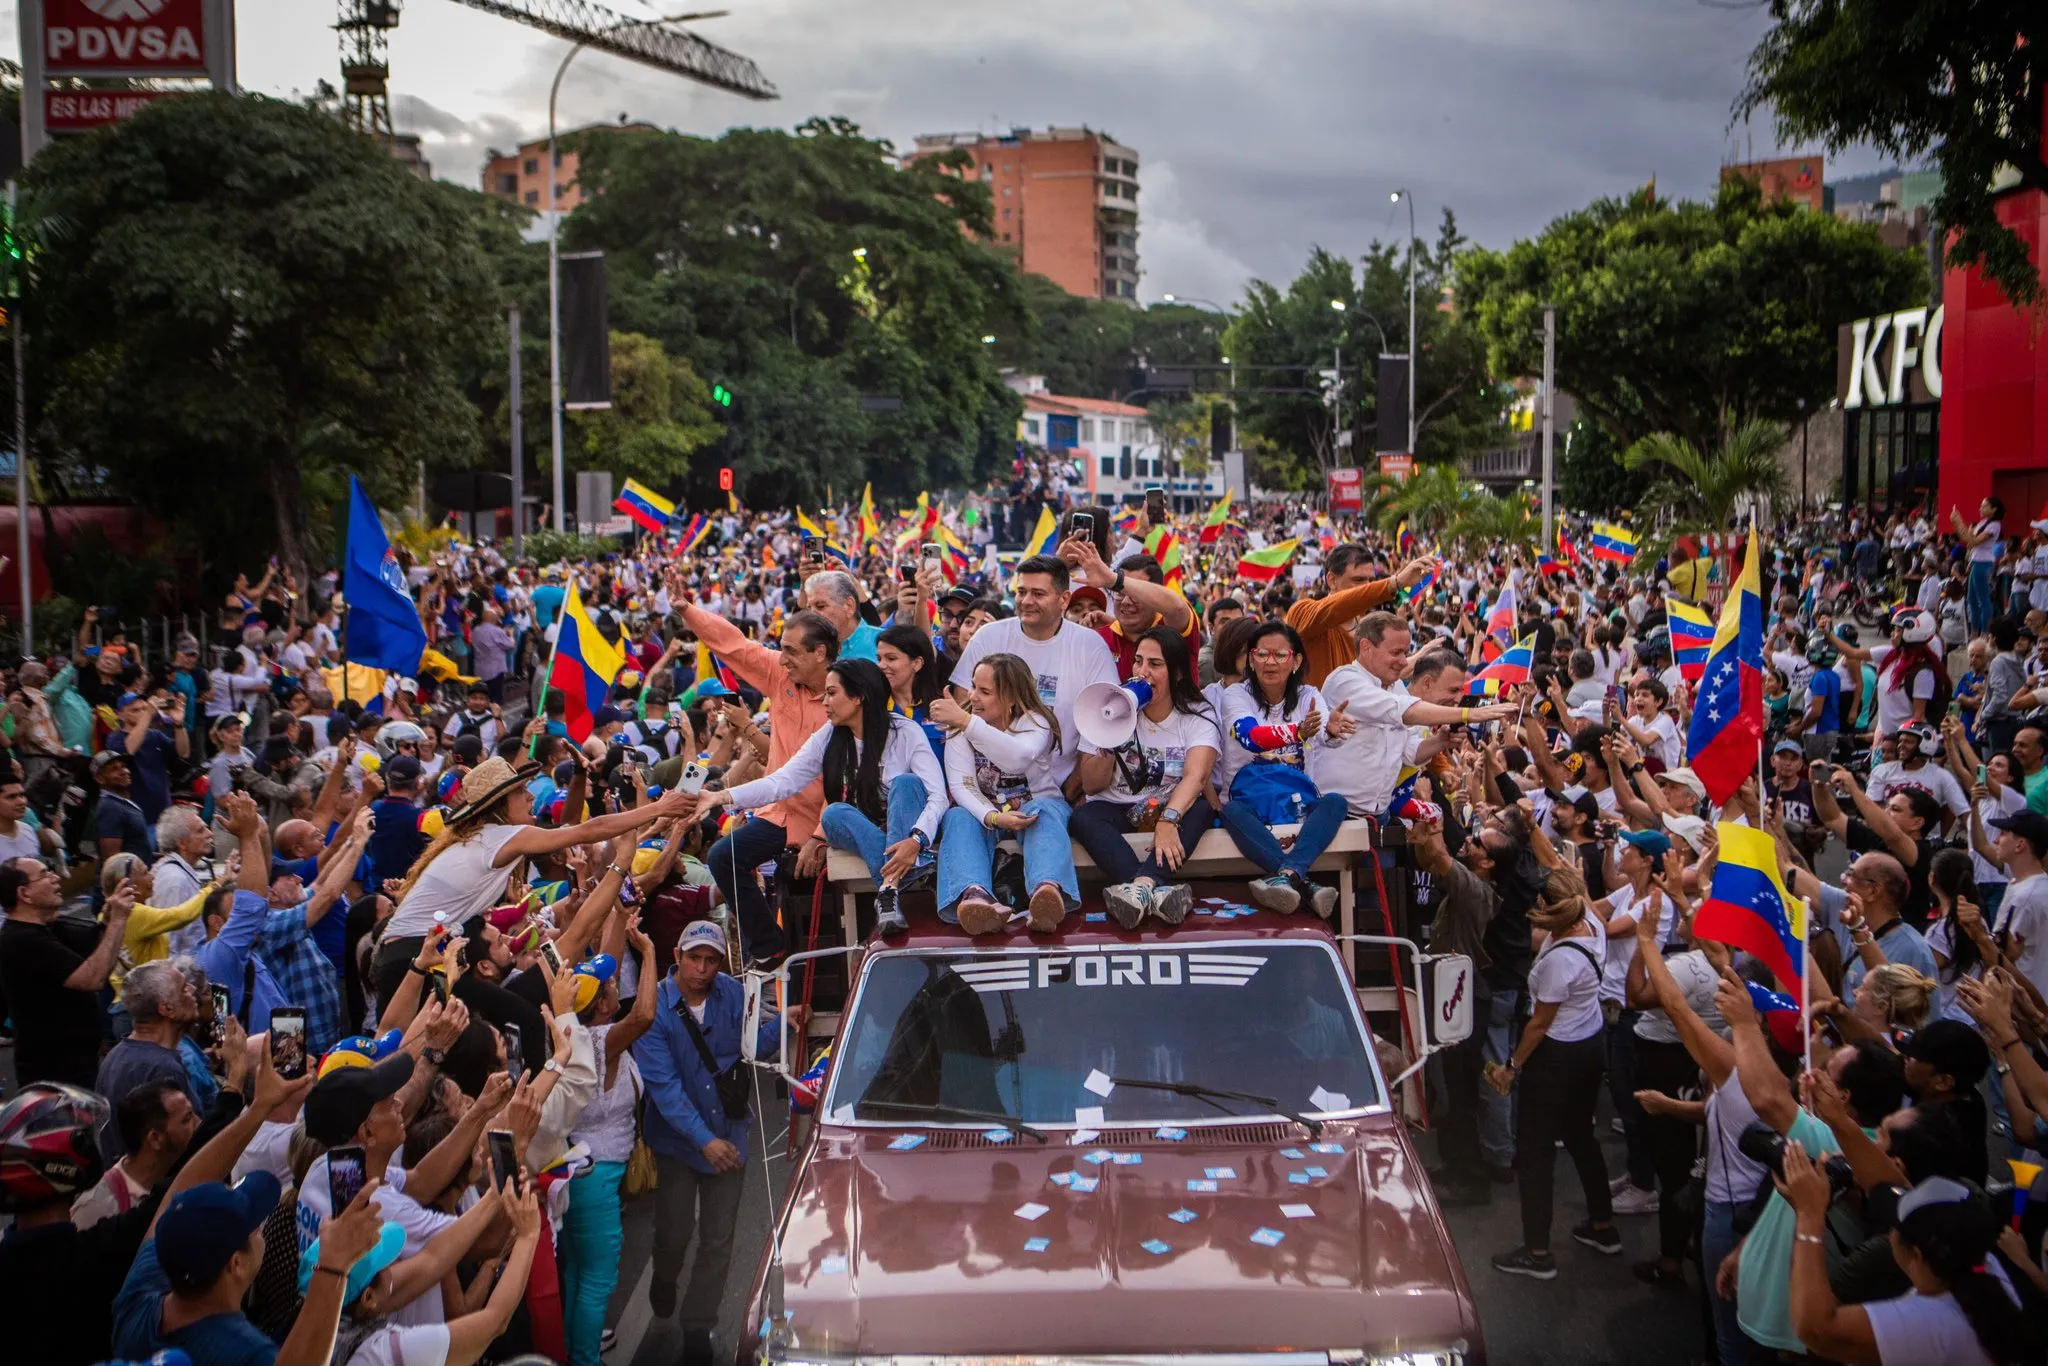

{"left": 1332, "top": 343, "right": 1343, "bottom": 466}
{"left": 1540, "top": 304, "right": 1556, "bottom": 551}
{"left": 509, "top": 304, "right": 524, "bottom": 559}
{"left": 9, "top": 183, "right": 28, "bottom": 650}
{"left": 1394, "top": 188, "right": 1416, "bottom": 456}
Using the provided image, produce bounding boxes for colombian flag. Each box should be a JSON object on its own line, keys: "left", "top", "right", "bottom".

{"left": 1021, "top": 505, "right": 1061, "bottom": 560}
{"left": 547, "top": 582, "right": 626, "bottom": 743}
{"left": 1667, "top": 599, "right": 1716, "bottom": 682}
{"left": 796, "top": 508, "right": 829, "bottom": 540}
{"left": 1468, "top": 633, "right": 1535, "bottom": 696}
{"left": 1237, "top": 538, "right": 1300, "bottom": 582}
{"left": 1199, "top": 490, "right": 1234, "bottom": 544}
{"left": 1684, "top": 527, "right": 1764, "bottom": 804}
{"left": 858, "top": 484, "right": 881, "bottom": 549}
{"left": 1590, "top": 521, "right": 1637, "bottom": 564}
{"left": 612, "top": 479, "right": 674, "bottom": 534}
{"left": 1556, "top": 524, "right": 1581, "bottom": 567}
{"left": 1694, "top": 821, "right": 1808, "bottom": 1003}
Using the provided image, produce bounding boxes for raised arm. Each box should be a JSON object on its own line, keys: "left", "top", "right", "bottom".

{"left": 63, "top": 881, "right": 135, "bottom": 992}
{"left": 1716, "top": 967, "right": 1798, "bottom": 1135}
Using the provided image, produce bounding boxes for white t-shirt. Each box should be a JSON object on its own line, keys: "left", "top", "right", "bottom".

{"left": 298, "top": 1155, "right": 456, "bottom": 1328}
{"left": 385, "top": 824, "right": 526, "bottom": 939}
{"left": 230, "top": 1118, "right": 298, "bottom": 1186}
{"left": 1529, "top": 931, "right": 1605, "bottom": 1042}
{"left": 949, "top": 619, "right": 1117, "bottom": 782}
{"left": 1599, "top": 882, "right": 1677, "bottom": 1003}
{"left": 1869, "top": 645, "right": 1939, "bottom": 737}
{"left": 944, "top": 713, "right": 1061, "bottom": 824}
{"left": 1865, "top": 1277, "right": 2018, "bottom": 1366}
{"left": 0, "top": 821, "right": 39, "bottom": 863}
{"left": 1631, "top": 710, "right": 1681, "bottom": 770}
{"left": 1867, "top": 760, "right": 1971, "bottom": 824}
{"left": 1081, "top": 705, "right": 1222, "bottom": 807}
{"left": 1703, "top": 1067, "right": 1768, "bottom": 1205}
{"left": 1218, "top": 680, "right": 1325, "bottom": 796}
{"left": 1968, "top": 519, "right": 2002, "bottom": 563}
{"left": 725, "top": 712, "right": 947, "bottom": 842}
{"left": 342, "top": 1322, "right": 453, "bottom": 1366}
{"left": 1633, "top": 948, "right": 1724, "bottom": 1044}
{"left": 1995, "top": 872, "right": 2048, "bottom": 1000}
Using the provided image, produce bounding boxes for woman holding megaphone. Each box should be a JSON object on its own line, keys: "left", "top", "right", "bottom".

{"left": 928, "top": 653, "right": 1079, "bottom": 936}
{"left": 1070, "top": 626, "right": 1223, "bottom": 929}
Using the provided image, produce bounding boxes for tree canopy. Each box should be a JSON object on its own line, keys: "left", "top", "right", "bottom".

{"left": 1738, "top": 0, "right": 2046, "bottom": 306}
{"left": 1456, "top": 177, "right": 1926, "bottom": 458}
{"left": 564, "top": 116, "right": 1028, "bottom": 508}
{"left": 23, "top": 93, "right": 509, "bottom": 583}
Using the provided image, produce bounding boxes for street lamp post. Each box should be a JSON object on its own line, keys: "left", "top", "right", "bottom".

{"left": 1391, "top": 188, "right": 1416, "bottom": 458}
{"left": 548, "top": 10, "right": 725, "bottom": 532}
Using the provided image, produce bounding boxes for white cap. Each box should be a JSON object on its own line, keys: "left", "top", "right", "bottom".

{"left": 676, "top": 920, "right": 727, "bottom": 958}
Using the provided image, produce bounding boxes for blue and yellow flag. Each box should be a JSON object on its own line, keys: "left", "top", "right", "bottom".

{"left": 546, "top": 582, "right": 626, "bottom": 743}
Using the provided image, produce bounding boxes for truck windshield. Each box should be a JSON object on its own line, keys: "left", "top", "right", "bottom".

{"left": 824, "top": 942, "right": 1381, "bottom": 1126}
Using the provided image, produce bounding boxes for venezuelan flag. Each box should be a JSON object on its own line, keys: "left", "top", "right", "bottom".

{"left": 1397, "top": 520, "right": 1416, "bottom": 557}
{"left": 1668, "top": 599, "right": 1716, "bottom": 682}
{"left": 1556, "top": 524, "right": 1582, "bottom": 566}
{"left": 547, "top": 582, "right": 626, "bottom": 743}
{"left": 1236, "top": 538, "right": 1299, "bottom": 582}
{"left": 1398, "top": 564, "right": 1438, "bottom": 602}
{"left": 1482, "top": 582, "right": 1518, "bottom": 662}
{"left": 820, "top": 540, "right": 855, "bottom": 569}
{"left": 613, "top": 479, "right": 675, "bottom": 534}
{"left": 1021, "top": 505, "right": 1060, "bottom": 560}
{"left": 1199, "top": 490, "right": 1234, "bottom": 544}
{"left": 1112, "top": 508, "right": 1140, "bottom": 535}
{"left": 1684, "top": 527, "right": 1765, "bottom": 804}
{"left": 1468, "top": 633, "right": 1535, "bottom": 696}
{"left": 796, "top": 508, "right": 829, "bottom": 540}
{"left": 1694, "top": 821, "right": 1808, "bottom": 1003}
{"left": 1537, "top": 554, "right": 1568, "bottom": 577}
{"left": 1590, "top": 521, "right": 1638, "bottom": 564}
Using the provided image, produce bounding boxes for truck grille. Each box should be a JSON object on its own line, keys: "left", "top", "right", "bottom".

{"left": 900, "top": 1123, "right": 1300, "bottom": 1151}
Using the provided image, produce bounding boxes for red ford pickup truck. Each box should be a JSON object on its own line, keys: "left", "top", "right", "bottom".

{"left": 736, "top": 908, "right": 1484, "bottom": 1366}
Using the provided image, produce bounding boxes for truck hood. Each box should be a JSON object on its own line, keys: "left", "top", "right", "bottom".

{"left": 759, "top": 1118, "right": 1481, "bottom": 1358}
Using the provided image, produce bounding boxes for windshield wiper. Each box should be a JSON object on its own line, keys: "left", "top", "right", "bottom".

{"left": 1109, "top": 1077, "right": 1325, "bottom": 1138}
{"left": 854, "top": 1099, "right": 1048, "bottom": 1143}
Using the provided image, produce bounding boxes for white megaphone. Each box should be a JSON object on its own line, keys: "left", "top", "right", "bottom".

{"left": 1075, "top": 679, "right": 1152, "bottom": 750}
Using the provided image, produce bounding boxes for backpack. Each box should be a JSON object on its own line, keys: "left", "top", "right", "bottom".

{"left": 452, "top": 710, "right": 490, "bottom": 741}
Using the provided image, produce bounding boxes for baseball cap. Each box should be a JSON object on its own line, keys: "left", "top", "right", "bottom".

{"left": 302, "top": 1053, "right": 415, "bottom": 1147}
{"left": 89, "top": 749, "right": 129, "bottom": 775}
{"left": 1662, "top": 813, "right": 1709, "bottom": 853}
{"left": 940, "top": 585, "right": 978, "bottom": 608}
{"left": 1900, "top": 1019, "right": 1992, "bottom": 1089}
{"left": 592, "top": 704, "right": 629, "bottom": 728}
{"left": 1068, "top": 585, "right": 1109, "bottom": 612}
{"left": 297, "top": 1219, "right": 405, "bottom": 1307}
{"left": 695, "top": 678, "right": 734, "bottom": 699}
{"left": 677, "top": 919, "right": 727, "bottom": 958}
{"left": 1618, "top": 828, "right": 1672, "bottom": 857}
{"left": 1658, "top": 767, "right": 1708, "bottom": 804}
{"left": 1989, "top": 809, "right": 2048, "bottom": 854}
{"left": 1772, "top": 739, "right": 1805, "bottom": 758}
{"left": 155, "top": 1173, "right": 283, "bottom": 1291}
{"left": 384, "top": 754, "right": 423, "bottom": 785}
{"left": 115, "top": 691, "right": 147, "bottom": 710}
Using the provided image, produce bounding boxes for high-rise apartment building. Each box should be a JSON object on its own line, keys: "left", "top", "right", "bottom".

{"left": 909, "top": 126, "right": 1140, "bottom": 304}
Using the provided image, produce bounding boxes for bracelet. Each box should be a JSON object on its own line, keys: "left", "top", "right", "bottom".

{"left": 1795, "top": 1233, "right": 1823, "bottom": 1246}
{"left": 609, "top": 864, "right": 631, "bottom": 878}
{"left": 1995, "top": 1036, "right": 2023, "bottom": 1051}
{"left": 312, "top": 1264, "right": 349, "bottom": 1279}
{"left": 408, "top": 962, "right": 432, "bottom": 976}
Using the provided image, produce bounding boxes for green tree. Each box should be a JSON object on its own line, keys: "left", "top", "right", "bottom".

{"left": 1622, "top": 419, "right": 1790, "bottom": 536}
{"left": 566, "top": 331, "right": 724, "bottom": 485}
{"left": 566, "top": 117, "right": 1026, "bottom": 508}
{"left": 24, "top": 93, "right": 502, "bottom": 582}
{"left": 1556, "top": 418, "right": 1655, "bottom": 515}
{"left": 1377, "top": 463, "right": 1479, "bottom": 539}
{"left": 1738, "top": 0, "right": 2045, "bottom": 305}
{"left": 1457, "top": 177, "right": 1925, "bottom": 457}
{"left": 1447, "top": 489, "right": 1541, "bottom": 554}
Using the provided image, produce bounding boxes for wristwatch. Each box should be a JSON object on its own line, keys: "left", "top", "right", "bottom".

{"left": 1159, "top": 806, "right": 1183, "bottom": 826}
{"left": 420, "top": 1046, "right": 447, "bottom": 1068}
{"left": 544, "top": 1058, "right": 565, "bottom": 1075}
{"left": 911, "top": 828, "right": 932, "bottom": 850}
{"left": 1111, "top": 568, "right": 1127, "bottom": 594}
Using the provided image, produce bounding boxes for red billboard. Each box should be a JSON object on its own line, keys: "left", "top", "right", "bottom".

{"left": 43, "top": 0, "right": 210, "bottom": 77}
{"left": 44, "top": 87, "right": 175, "bottom": 132}
{"left": 1327, "top": 466, "right": 1364, "bottom": 512}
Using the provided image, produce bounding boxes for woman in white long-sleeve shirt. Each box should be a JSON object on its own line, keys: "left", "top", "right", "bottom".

{"left": 930, "top": 652, "right": 1079, "bottom": 936}
{"left": 696, "top": 658, "right": 944, "bottom": 936}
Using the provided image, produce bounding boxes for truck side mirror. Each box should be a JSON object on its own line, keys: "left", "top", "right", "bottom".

{"left": 1424, "top": 954, "right": 1475, "bottom": 1048}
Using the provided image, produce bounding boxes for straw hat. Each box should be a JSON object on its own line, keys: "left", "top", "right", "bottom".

{"left": 447, "top": 756, "right": 537, "bottom": 824}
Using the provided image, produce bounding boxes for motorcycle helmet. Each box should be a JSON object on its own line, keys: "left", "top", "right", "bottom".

{"left": 1805, "top": 633, "right": 1839, "bottom": 668}
{"left": 1897, "top": 721, "right": 1942, "bottom": 759}
{"left": 1637, "top": 624, "right": 1672, "bottom": 663}
{"left": 0, "top": 1083, "right": 107, "bottom": 1212}
{"left": 1893, "top": 609, "right": 1937, "bottom": 645}
{"left": 377, "top": 720, "right": 427, "bottom": 759}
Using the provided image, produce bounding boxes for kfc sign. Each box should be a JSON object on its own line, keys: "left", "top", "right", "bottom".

{"left": 44, "top": 0, "right": 209, "bottom": 76}
{"left": 1837, "top": 305, "right": 1944, "bottom": 410}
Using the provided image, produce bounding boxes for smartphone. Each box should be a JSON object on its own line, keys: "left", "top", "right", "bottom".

{"left": 269, "top": 1007, "right": 308, "bottom": 1081}
{"left": 897, "top": 560, "right": 917, "bottom": 584}
{"left": 1071, "top": 511, "right": 1094, "bottom": 540}
{"left": 486, "top": 1129, "right": 519, "bottom": 1191}
{"left": 619, "top": 873, "right": 642, "bottom": 908}
{"left": 427, "top": 967, "right": 449, "bottom": 1006}
{"left": 208, "top": 985, "right": 230, "bottom": 1047}
{"left": 1978, "top": 763, "right": 1989, "bottom": 786}
{"left": 1810, "top": 760, "right": 1833, "bottom": 781}
{"left": 921, "top": 543, "right": 943, "bottom": 568}
{"left": 503, "top": 1023, "right": 524, "bottom": 1080}
{"left": 327, "top": 1144, "right": 368, "bottom": 1213}
{"left": 1145, "top": 487, "right": 1166, "bottom": 521}
{"left": 678, "top": 759, "right": 709, "bottom": 797}
{"left": 538, "top": 939, "right": 564, "bottom": 975}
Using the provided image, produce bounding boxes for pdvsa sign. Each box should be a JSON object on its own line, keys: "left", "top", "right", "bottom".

{"left": 44, "top": 0, "right": 209, "bottom": 77}
{"left": 1837, "top": 305, "right": 1943, "bottom": 410}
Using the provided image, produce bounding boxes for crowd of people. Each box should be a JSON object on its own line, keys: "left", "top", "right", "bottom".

{"left": 0, "top": 478, "right": 2046, "bottom": 1366}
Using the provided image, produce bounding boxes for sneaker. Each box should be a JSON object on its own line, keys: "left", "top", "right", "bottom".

{"left": 1490, "top": 1247, "right": 1558, "bottom": 1280}
{"left": 1149, "top": 882, "right": 1193, "bottom": 925}
{"left": 874, "top": 886, "right": 910, "bottom": 938}
{"left": 899, "top": 859, "right": 936, "bottom": 892}
{"left": 681, "top": 1327, "right": 715, "bottom": 1366}
{"left": 1249, "top": 875, "right": 1301, "bottom": 913}
{"left": 1572, "top": 1221, "right": 1622, "bottom": 1256}
{"left": 1027, "top": 882, "right": 1066, "bottom": 933}
{"left": 1609, "top": 1174, "right": 1633, "bottom": 1195}
{"left": 1610, "top": 1184, "right": 1660, "bottom": 1215}
{"left": 955, "top": 892, "right": 1007, "bottom": 936}
{"left": 1633, "top": 1258, "right": 1686, "bottom": 1288}
{"left": 600, "top": 1327, "right": 619, "bottom": 1354}
{"left": 1104, "top": 882, "right": 1151, "bottom": 929}
{"left": 1308, "top": 882, "right": 1338, "bottom": 920}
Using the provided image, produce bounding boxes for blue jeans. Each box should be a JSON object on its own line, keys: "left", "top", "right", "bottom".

{"left": 1970, "top": 559, "right": 1996, "bottom": 634}
{"left": 1218, "top": 791, "right": 1348, "bottom": 875}
{"left": 706, "top": 816, "right": 790, "bottom": 960}
{"left": 1069, "top": 795, "right": 1216, "bottom": 884}
{"left": 820, "top": 774, "right": 932, "bottom": 886}
{"left": 1480, "top": 986, "right": 1518, "bottom": 1168}
{"left": 936, "top": 799, "right": 1080, "bottom": 920}
{"left": 1703, "top": 1199, "right": 1771, "bottom": 1366}
{"left": 562, "top": 1159, "right": 626, "bottom": 1366}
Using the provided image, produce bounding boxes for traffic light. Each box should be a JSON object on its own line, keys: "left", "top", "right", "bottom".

{"left": 711, "top": 382, "right": 733, "bottom": 408}
{"left": 718, "top": 467, "right": 733, "bottom": 491}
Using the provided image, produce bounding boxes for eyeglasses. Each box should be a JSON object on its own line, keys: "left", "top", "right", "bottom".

{"left": 1250, "top": 649, "right": 1295, "bottom": 663}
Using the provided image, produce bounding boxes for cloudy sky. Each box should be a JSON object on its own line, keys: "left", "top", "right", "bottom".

{"left": 10, "top": 0, "right": 1885, "bottom": 304}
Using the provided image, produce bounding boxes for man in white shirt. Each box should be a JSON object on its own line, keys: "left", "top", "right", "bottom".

{"left": 1312, "top": 612, "right": 1516, "bottom": 816}
{"left": 949, "top": 554, "right": 1117, "bottom": 794}
{"left": 1989, "top": 811, "right": 2048, "bottom": 1000}
{"left": 1866, "top": 722, "right": 1970, "bottom": 833}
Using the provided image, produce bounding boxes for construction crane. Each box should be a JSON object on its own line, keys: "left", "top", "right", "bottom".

{"left": 335, "top": 0, "right": 777, "bottom": 139}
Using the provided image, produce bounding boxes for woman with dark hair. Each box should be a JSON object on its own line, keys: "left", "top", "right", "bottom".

{"left": 696, "top": 659, "right": 944, "bottom": 936}
{"left": 877, "top": 622, "right": 946, "bottom": 764}
{"left": 1955, "top": 496, "right": 2006, "bottom": 635}
{"left": 1071, "top": 625, "right": 1221, "bottom": 928}
{"left": 1783, "top": 1164, "right": 2040, "bottom": 1366}
{"left": 1927, "top": 846, "right": 2002, "bottom": 1022}
{"left": 1216, "top": 620, "right": 1353, "bottom": 916}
